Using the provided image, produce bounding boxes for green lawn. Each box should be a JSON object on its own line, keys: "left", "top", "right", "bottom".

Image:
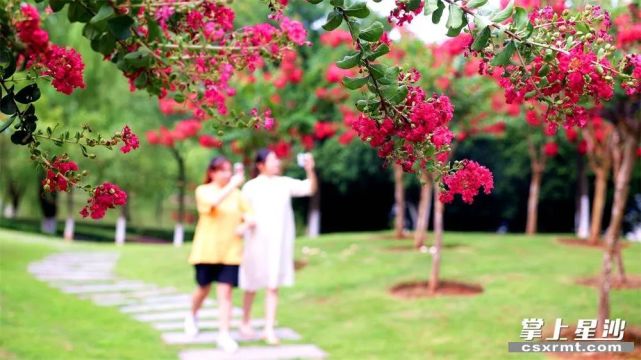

{"left": 1, "top": 228, "right": 640, "bottom": 359}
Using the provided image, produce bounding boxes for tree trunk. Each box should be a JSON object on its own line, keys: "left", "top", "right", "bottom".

{"left": 115, "top": 207, "right": 127, "bottom": 246}
{"left": 525, "top": 170, "right": 542, "bottom": 235}
{"left": 429, "top": 185, "right": 444, "bottom": 294}
{"left": 63, "top": 189, "right": 75, "bottom": 242}
{"left": 614, "top": 246, "right": 627, "bottom": 284}
{"left": 597, "top": 135, "right": 635, "bottom": 326}
{"left": 576, "top": 154, "right": 590, "bottom": 239}
{"left": 307, "top": 186, "right": 321, "bottom": 238}
{"left": 393, "top": 164, "right": 405, "bottom": 239}
{"left": 38, "top": 183, "right": 57, "bottom": 235}
{"left": 171, "top": 148, "right": 186, "bottom": 247}
{"left": 589, "top": 169, "right": 608, "bottom": 244}
{"left": 414, "top": 172, "right": 432, "bottom": 250}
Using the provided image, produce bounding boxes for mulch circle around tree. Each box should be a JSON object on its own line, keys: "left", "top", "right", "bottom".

{"left": 546, "top": 326, "right": 641, "bottom": 360}
{"left": 294, "top": 259, "right": 308, "bottom": 271}
{"left": 575, "top": 276, "right": 641, "bottom": 290}
{"left": 389, "top": 280, "right": 483, "bottom": 299}
{"left": 557, "top": 238, "right": 630, "bottom": 250}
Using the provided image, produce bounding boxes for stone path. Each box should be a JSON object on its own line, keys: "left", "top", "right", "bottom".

{"left": 29, "top": 251, "right": 327, "bottom": 359}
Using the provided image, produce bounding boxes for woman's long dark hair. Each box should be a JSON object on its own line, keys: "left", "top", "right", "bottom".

{"left": 252, "top": 148, "right": 273, "bottom": 178}
{"left": 203, "top": 155, "right": 229, "bottom": 184}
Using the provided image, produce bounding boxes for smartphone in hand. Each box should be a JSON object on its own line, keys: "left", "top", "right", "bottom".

{"left": 297, "top": 153, "right": 306, "bottom": 168}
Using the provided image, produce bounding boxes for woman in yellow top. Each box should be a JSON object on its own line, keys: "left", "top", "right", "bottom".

{"left": 185, "top": 156, "right": 253, "bottom": 353}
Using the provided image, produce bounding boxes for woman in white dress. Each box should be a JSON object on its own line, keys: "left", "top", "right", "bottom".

{"left": 239, "top": 148, "right": 317, "bottom": 344}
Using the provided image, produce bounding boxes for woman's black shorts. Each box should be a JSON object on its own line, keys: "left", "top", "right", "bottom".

{"left": 194, "top": 264, "right": 239, "bottom": 287}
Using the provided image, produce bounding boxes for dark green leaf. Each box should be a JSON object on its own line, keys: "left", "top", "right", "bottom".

{"left": 513, "top": 7, "right": 528, "bottom": 30}
{"left": 369, "top": 64, "right": 387, "bottom": 79}
{"left": 446, "top": 4, "right": 464, "bottom": 30}
{"left": 490, "top": 41, "right": 516, "bottom": 66}
{"left": 134, "top": 71, "right": 148, "bottom": 88}
{"left": 471, "top": 26, "right": 491, "bottom": 51}
{"left": 490, "top": 0, "right": 513, "bottom": 23}
{"left": 123, "top": 49, "right": 153, "bottom": 68}
{"left": 2, "top": 61, "right": 16, "bottom": 79}
{"left": 336, "top": 52, "right": 360, "bottom": 69}
{"left": 0, "top": 94, "right": 17, "bottom": 115}
{"left": 446, "top": 16, "right": 467, "bottom": 37}
{"left": 432, "top": 0, "right": 446, "bottom": 24}
{"left": 407, "top": 0, "right": 422, "bottom": 11}
{"left": 343, "top": 76, "right": 369, "bottom": 89}
{"left": 329, "top": 0, "right": 344, "bottom": 6}
{"left": 107, "top": 16, "right": 134, "bottom": 40}
{"left": 306, "top": 0, "right": 324, "bottom": 3}
{"left": 538, "top": 64, "right": 550, "bottom": 77}
{"left": 389, "top": 85, "right": 408, "bottom": 105}
{"left": 11, "top": 130, "right": 33, "bottom": 145}
{"left": 425, "top": 0, "right": 440, "bottom": 16}
{"left": 49, "top": 0, "right": 67, "bottom": 12}
{"left": 0, "top": 115, "right": 17, "bottom": 133}
{"left": 82, "top": 23, "right": 103, "bottom": 41}
{"left": 145, "top": 15, "right": 162, "bottom": 42}
{"left": 322, "top": 10, "right": 343, "bottom": 31}
{"left": 92, "top": 32, "right": 117, "bottom": 55}
{"left": 365, "top": 44, "right": 389, "bottom": 60}
{"left": 467, "top": 0, "right": 488, "bottom": 9}
{"left": 358, "top": 21, "right": 384, "bottom": 42}
{"left": 91, "top": 5, "right": 115, "bottom": 23}
{"left": 68, "top": 2, "right": 93, "bottom": 23}
{"left": 15, "top": 84, "right": 40, "bottom": 104}
{"left": 344, "top": 2, "right": 369, "bottom": 18}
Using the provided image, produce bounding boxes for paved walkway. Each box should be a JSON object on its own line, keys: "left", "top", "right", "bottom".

{"left": 28, "top": 251, "right": 327, "bottom": 359}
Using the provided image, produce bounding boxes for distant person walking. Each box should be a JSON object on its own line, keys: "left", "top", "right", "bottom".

{"left": 239, "top": 148, "right": 317, "bottom": 344}
{"left": 185, "top": 156, "right": 254, "bottom": 353}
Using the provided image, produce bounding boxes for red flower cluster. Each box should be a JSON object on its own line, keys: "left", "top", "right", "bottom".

{"left": 313, "top": 122, "right": 338, "bottom": 140}
{"left": 479, "top": 5, "right": 626, "bottom": 132}
{"left": 543, "top": 142, "right": 559, "bottom": 157}
{"left": 320, "top": 30, "right": 353, "bottom": 48}
{"left": 42, "top": 45, "right": 86, "bottom": 95}
{"left": 316, "top": 87, "right": 349, "bottom": 102}
{"left": 251, "top": 108, "right": 276, "bottom": 130}
{"left": 326, "top": 63, "right": 353, "bottom": 83}
{"left": 622, "top": 54, "right": 641, "bottom": 96}
{"left": 388, "top": 0, "right": 424, "bottom": 26}
{"left": 402, "top": 91, "right": 454, "bottom": 143}
{"left": 614, "top": 7, "right": 641, "bottom": 49}
{"left": 15, "top": 4, "right": 85, "bottom": 95}
{"left": 119, "top": 126, "right": 139, "bottom": 154}
{"left": 16, "top": 3, "right": 49, "bottom": 53}
{"left": 270, "top": 140, "right": 292, "bottom": 158}
{"left": 440, "top": 160, "right": 494, "bottom": 204}
{"left": 42, "top": 159, "right": 79, "bottom": 192}
{"left": 198, "top": 135, "right": 223, "bottom": 149}
{"left": 301, "top": 134, "right": 314, "bottom": 151}
{"left": 80, "top": 182, "right": 127, "bottom": 220}
{"left": 274, "top": 50, "right": 302, "bottom": 88}
{"left": 279, "top": 16, "right": 307, "bottom": 46}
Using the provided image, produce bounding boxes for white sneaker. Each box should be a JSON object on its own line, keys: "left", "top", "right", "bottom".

{"left": 216, "top": 332, "right": 239, "bottom": 353}
{"left": 184, "top": 314, "right": 199, "bottom": 337}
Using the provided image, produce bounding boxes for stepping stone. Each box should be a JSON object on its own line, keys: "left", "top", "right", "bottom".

{"left": 120, "top": 299, "right": 214, "bottom": 314}
{"left": 152, "top": 318, "right": 266, "bottom": 331}
{"left": 179, "top": 344, "right": 326, "bottom": 360}
{"left": 93, "top": 296, "right": 142, "bottom": 307}
{"left": 34, "top": 274, "right": 115, "bottom": 281}
{"left": 136, "top": 294, "right": 195, "bottom": 305}
{"left": 134, "top": 308, "right": 227, "bottom": 322}
{"left": 61, "top": 281, "right": 153, "bottom": 294}
{"left": 163, "top": 327, "right": 301, "bottom": 345}
{"left": 82, "top": 287, "right": 178, "bottom": 301}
